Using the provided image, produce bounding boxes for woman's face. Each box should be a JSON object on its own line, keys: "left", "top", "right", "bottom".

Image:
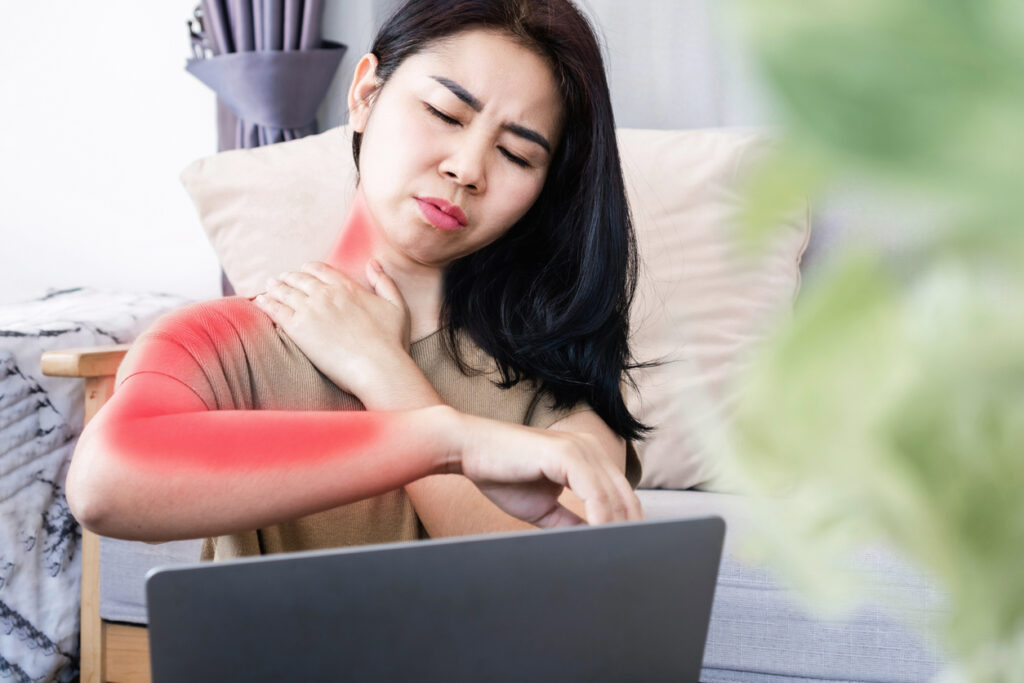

{"left": 349, "top": 29, "right": 564, "bottom": 269}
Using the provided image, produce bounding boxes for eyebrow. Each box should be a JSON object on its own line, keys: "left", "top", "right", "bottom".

{"left": 430, "top": 75, "right": 552, "bottom": 153}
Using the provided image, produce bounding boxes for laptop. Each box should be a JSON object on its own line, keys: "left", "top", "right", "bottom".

{"left": 146, "top": 516, "right": 725, "bottom": 682}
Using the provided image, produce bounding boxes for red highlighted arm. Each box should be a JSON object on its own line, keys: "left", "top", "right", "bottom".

{"left": 66, "top": 370, "right": 460, "bottom": 543}
{"left": 65, "top": 300, "right": 642, "bottom": 542}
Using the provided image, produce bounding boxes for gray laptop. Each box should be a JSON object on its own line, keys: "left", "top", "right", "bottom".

{"left": 146, "top": 516, "right": 724, "bottom": 682}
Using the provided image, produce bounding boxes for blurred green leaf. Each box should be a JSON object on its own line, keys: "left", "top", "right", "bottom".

{"left": 722, "top": 0, "right": 1024, "bottom": 675}
{"left": 731, "top": 0, "right": 1024, "bottom": 232}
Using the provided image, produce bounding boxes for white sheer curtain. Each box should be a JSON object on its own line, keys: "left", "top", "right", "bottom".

{"left": 319, "top": 0, "right": 775, "bottom": 131}
{"left": 577, "top": 0, "right": 774, "bottom": 129}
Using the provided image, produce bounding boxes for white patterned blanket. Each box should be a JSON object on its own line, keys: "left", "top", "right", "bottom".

{"left": 0, "top": 288, "right": 193, "bottom": 682}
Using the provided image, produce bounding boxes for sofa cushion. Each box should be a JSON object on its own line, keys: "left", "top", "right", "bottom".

{"left": 180, "top": 126, "right": 357, "bottom": 299}
{"left": 180, "top": 126, "right": 810, "bottom": 490}
{"left": 618, "top": 129, "right": 809, "bottom": 489}
{"left": 99, "top": 537, "right": 203, "bottom": 624}
{"left": 637, "top": 490, "right": 947, "bottom": 682}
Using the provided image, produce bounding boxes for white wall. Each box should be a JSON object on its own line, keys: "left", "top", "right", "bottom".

{"left": 0, "top": 2, "right": 219, "bottom": 306}
{"left": 317, "top": 0, "right": 402, "bottom": 130}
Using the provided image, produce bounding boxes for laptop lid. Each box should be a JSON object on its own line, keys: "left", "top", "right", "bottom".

{"left": 146, "top": 516, "right": 725, "bottom": 682}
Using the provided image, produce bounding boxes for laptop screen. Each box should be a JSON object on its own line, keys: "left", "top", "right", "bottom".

{"left": 147, "top": 517, "right": 724, "bottom": 682}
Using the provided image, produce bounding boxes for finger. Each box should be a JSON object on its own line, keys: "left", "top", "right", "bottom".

{"left": 613, "top": 480, "right": 642, "bottom": 522}
{"left": 605, "top": 459, "right": 645, "bottom": 521}
{"left": 599, "top": 456, "right": 639, "bottom": 522}
{"left": 265, "top": 277, "right": 308, "bottom": 308}
{"left": 586, "top": 454, "right": 626, "bottom": 524}
{"left": 253, "top": 293, "right": 293, "bottom": 323}
{"left": 365, "top": 259, "right": 409, "bottom": 311}
{"left": 611, "top": 467, "right": 645, "bottom": 521}
{"left": 583, "top": 493, "right": 612, "bottom": 526}
{"left": 598, "top": 473, "right": 625, "bottom": 524}
{"left": 533, "top": 503, "right": 587, "bottom": 529}
{"left": 565, "top": 464, "right": 613, "bottom": 526}
{"left": 621, "top": 483, "right": 645, "bottom": 521}
{"left": 533, "top": 438, "right": 616, "bottom": 525}
{"left": 299, "top": 261, "right": 350, "bottom": 287}
{"left": 587, "top": 459, "right": 626, "bottom": 523}
{"left": 274, "top": 271, "right": 328, "bottom": 298}
{"left": 299, "top": 262, "right": 342, "bottom": 282}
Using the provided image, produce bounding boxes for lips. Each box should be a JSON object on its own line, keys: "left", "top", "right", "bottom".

{"left": 416, "top": 197, "right": 467, "bottom": 231}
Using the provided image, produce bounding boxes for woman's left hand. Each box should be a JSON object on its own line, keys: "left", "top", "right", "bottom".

{"left": 253, "top": 260, "right": 413, "bottom": 400}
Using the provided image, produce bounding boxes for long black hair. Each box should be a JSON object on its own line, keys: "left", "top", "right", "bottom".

{"left": 354, "top": 0, "right": 651, "bottom": 442}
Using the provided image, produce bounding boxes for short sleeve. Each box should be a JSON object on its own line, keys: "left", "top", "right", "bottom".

{"left": 115, "top": 335, "right": 215, "bottom": 410}
{"left": 114, "top": 301, "right": 247, "bottom": 411}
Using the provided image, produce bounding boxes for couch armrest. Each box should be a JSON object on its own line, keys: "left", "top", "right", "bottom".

{"left": 40, "top": 345, "right": 130, "bottom": 378}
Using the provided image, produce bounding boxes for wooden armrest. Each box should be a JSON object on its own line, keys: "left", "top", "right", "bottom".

{"left": 38, "top": 344, "right": 144, "bottom": 682}
{"left": 40, "top": 345, "right": 131, "bottom": 378}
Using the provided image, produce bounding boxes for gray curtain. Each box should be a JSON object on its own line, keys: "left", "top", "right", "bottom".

{"left": 185, "top": 0, "right": 346, "bottom": 294}
{"left": 188, "top": 0, "right": 346, "bottom": 149}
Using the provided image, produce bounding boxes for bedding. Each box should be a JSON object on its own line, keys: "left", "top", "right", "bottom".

{"left": 0, "top": 287, "right": 193, "bottom": 682}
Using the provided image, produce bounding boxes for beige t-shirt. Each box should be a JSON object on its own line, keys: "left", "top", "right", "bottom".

{"left": 114, "top": 296, "right": 641, "bottom": 561}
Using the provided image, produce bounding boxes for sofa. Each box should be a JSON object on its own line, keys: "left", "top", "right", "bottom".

{"left": 42, "top": 126, "right": 948, "bottom": 682}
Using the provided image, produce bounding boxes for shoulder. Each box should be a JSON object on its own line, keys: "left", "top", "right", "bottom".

{"left": 115, "top": 296, "right": 272, "bottom": 390}
{"left": 141, "top": 296, "right": 267, "bottom": 343}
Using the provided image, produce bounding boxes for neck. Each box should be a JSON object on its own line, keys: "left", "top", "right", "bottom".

{"left": 323, "top": 189, "right": 445, "bottom": 341}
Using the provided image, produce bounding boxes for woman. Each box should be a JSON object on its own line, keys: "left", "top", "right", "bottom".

{"left": 66, "top": 0, "right": 647, "bottom": 558}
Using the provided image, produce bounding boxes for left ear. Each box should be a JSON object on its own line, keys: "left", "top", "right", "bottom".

{"left": 347, "top": 53, "right": 381, "bottom": 133}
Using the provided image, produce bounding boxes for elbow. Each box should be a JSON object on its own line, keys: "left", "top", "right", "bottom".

{"left": 67, "top": 418, "right": 182, "bottom": 543}
{"left": 66, "top": 484, "right": 108, "bottom": 536}
{"left": 65, "top": 427, "right": 123, "bottom": 537}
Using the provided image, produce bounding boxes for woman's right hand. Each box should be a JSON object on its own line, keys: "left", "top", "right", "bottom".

{"left": 446, "top": 412, "right": 644, "bottom": 528}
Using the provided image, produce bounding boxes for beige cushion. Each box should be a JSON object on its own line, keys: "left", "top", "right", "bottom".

{"left": 180, "top": 125, "right": 809, "bottom": 491}
{"left": 618, "top": 129, "right": 809, "bottom": 490}
{"left": 181, "top": 127, "right": 358, "bottom": 298}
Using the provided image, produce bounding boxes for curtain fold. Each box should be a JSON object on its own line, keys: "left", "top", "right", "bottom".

{"left": 187, "top": 0, "right": 345, "bottom": 151}
{"left": 186, "top": 1, "right": 346, "bottom": 296}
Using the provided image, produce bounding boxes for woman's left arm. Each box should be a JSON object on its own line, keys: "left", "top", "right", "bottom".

{"left": 404, "top": 410, "right": 628, "bottom": 538}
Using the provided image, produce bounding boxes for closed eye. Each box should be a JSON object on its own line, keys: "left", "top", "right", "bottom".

{"left": 499, "top": 148, "right": 530, "bottom": 168}
{"left": 426, "top": 103, "right": 530, "bottom": 168}
{"left": 425, "top": 103, "right": 460, "bottom": 126}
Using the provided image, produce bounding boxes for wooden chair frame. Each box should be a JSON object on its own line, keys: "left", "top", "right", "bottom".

{"left": 42, "top": 345, "right": 151, "bottom": 683}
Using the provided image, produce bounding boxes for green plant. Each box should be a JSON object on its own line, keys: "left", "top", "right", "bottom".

{"left": 721, "top": 1, "right": 1024, "bottom": 680}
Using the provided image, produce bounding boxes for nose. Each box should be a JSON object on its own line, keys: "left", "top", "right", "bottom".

{"left": 438, "top": 139, "right": 486, "bottom": 194}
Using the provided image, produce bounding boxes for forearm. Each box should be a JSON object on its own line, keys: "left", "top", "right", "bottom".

{"left": 352, "top": 356, "right": 621, "bottom": 535}
{"left": 404, "top": 476, "right": 592, "bottom": 538}
{"left": 407, "top": 410, "right": 627, "bottom": 537}
{"left": 349, "top": 357, "right": 528, "bottom": 535}
{"left": 406, "top": 475, "right": 533, "bottom": 537}
{"left": 68, "top": 404, "right": 459, "bottom": 542}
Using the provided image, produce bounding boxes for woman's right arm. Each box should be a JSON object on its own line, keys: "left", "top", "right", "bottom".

{"left": 67, "top": 371, "right": 640, "bottom": 543}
